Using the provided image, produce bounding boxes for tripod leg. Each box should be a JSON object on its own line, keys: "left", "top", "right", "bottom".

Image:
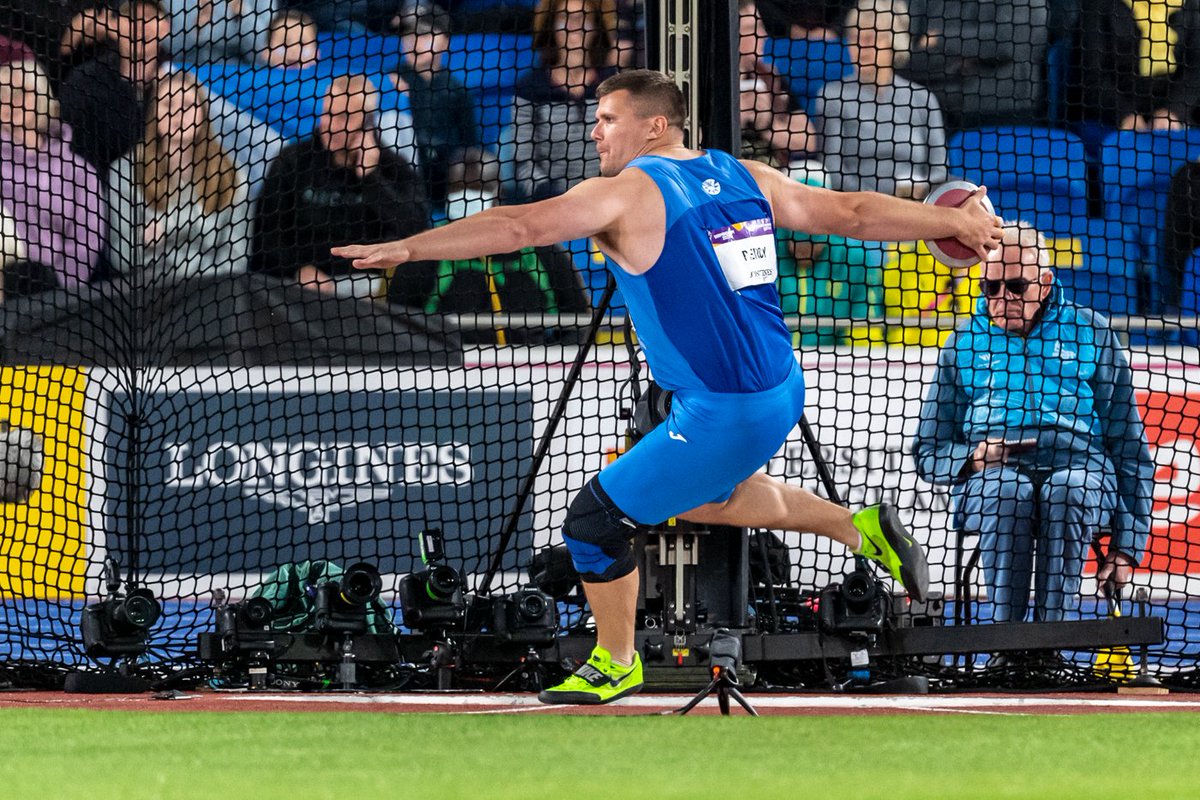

{"left": 725, "top": 685, "right": 760, "bottom": 717}
{"left": 718, "top": 684, "right": 731, "bottom": 716}
{"left": 671, "top": 676, "right": 721, "bottom": 716}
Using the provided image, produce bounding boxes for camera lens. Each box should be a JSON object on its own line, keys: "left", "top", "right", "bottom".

{"left": 239, "top": 597, "right": 274, "bottom": 628}
{"left": 112, "top": 589, "right": 161, "bottom": 630}
{"left": 424, "top": 565, "right": 461, "bottom": 600}
{"left": 516, "top": 592, "right": 547, "bottom": 622}
{"left": 340, "top": 562, "right": 383, "bottom": 606}
{"left": 840, "top": 571, "right": 876, "bottom": 613}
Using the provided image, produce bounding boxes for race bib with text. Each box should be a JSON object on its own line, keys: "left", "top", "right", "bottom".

{"left": 708, "top": 218, "right": 778, "bottom": 292}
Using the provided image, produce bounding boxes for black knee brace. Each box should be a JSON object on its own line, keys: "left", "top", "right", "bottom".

{"left": 561, "top": 477, "right": 639, "bottom": 582}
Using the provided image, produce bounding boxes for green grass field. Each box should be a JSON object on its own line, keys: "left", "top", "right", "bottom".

{"left": 0, "top": 708, "right": 1196, "bottom": 799}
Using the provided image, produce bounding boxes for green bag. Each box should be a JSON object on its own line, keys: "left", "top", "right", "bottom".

{"left": 250, "top": 560, "right": 394, "bottom": 634}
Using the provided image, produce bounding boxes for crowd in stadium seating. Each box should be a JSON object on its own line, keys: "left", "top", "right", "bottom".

{"left": 0, "top": 0, "right": 1197, "bottom": 329}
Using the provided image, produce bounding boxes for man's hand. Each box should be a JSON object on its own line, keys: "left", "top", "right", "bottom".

{"left": 955, "top": 186, "right": 1003, "bottom": 264}
{"left": 1097, "top": 551, "right": 1136, "bottom": 593}
{"left": 331, "top": 242, "right": 411, "bottom": 270}
{"left": 296, "top": 264, "right": 337, "bottom": 295}
{"left": 968, "top": 437, "right": 1015, "bottom": 473}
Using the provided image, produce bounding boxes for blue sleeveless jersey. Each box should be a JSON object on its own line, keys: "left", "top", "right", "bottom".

{"left": 604, "top": 150, "right": 795, "bottom": 393}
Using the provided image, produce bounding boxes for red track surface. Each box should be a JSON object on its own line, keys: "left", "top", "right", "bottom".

{"left": 3, "top": 690, "right": 1199, "bottom": 716}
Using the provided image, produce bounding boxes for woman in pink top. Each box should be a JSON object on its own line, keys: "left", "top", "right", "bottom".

{"left": 0, "top": 59, "right": 107, "bottom": 299}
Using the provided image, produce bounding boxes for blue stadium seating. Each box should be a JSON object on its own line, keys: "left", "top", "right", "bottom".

{"left": 947, "top": 126, "right": 1090, "bottom": 232}
{"left": 1099, "top": 129, "right": 1200, "bottom": 311}
{"left": 1048, "top": 218, "right": 1141, "bottom": 317}
{"left": 443, "top": 33, "right": 538, "bottom": 149}
{"left": 1183, "top": 248, "right": 1200, "bottom": 345}
{"left": 186, "top": 61, "right": 412, "bottom": 141}
{"left": 762, "top": 37, "right": 852, "bottom": 110}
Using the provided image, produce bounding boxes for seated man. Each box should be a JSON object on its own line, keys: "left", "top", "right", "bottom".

{"left": 251, "top": 73, "right": 430, "bottom": 298}
{"left": 912, "top": 221, "right": 1154, "bottom": 622}
{"left": 58, "top": 0, "right": 171, "bottom": 168}
{"left": 738, "top": 0, "right": 816, "bottom": 169}
{"left": 390, "top": 2, "right": 481, "bottom": 204}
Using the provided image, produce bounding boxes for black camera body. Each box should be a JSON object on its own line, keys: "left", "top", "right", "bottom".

{"left": 313, "top": 562, "right": 384, "bottom": 635}
{"left": 492, "top": 587, "right": 557, "bottom": 645}
{"left": 213, "top": 597, "right": 277, "bottom": 653}
{"left": 399, "top": 530, "right": 466, "bottom": 630}
{"left": 81, "top": 587, "right": 162, "bottom": 658}
{"left": 819, "top": 569, "right": 887, "bottom": 635}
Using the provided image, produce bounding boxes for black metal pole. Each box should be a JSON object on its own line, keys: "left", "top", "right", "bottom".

{"left": 698, "top": 0, "right": 739, "bottom": 153}
{"left": 479, "top": 276, "right": 618, "bottom": 594}
{"left": 798, "top": 414, "right": 845, "bottom": 507}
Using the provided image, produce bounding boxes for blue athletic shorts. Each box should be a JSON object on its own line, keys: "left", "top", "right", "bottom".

{"left": 597, "top": 358, "right": 806, "bottom": 525}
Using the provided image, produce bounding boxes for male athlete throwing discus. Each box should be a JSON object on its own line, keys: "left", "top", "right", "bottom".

{"left": 334, "top": 70, "right": 1002, "bottom": 705}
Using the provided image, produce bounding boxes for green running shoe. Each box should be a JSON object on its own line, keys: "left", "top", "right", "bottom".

{"left": 538, "top": 646, "right": 644, "bottom": 705}
{"left": 852, "top": 503, "right": 929, "bottom": 602}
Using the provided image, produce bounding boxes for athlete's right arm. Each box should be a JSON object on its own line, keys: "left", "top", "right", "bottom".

{"left": 331, "top": 174, "right": 634, "bottom": 270}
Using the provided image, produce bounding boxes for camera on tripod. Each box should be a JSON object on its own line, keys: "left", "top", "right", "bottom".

{"left": 313, "top": 562, "right": 384, "bottom": 634}
{"left": 819, "top": 567, "right": 887, "bottom": 635}
{"left": 398, "top": 530, "right": 466, "bottom": 630}
{"left": 80, "top": 557, "right": 162, "bottom": 659}
{"left": 491, "top": 586, "right": 557, "bottom": 645}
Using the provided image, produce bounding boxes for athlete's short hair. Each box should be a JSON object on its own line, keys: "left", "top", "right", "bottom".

{"left": 596, "top": 69, "right": 687, "bottom": 131}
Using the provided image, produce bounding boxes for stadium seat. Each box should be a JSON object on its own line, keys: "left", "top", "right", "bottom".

{"left": 1045, "top": 218, "right": 1140, "bottom": 317}
{"left": 186, "top": 61, "right": 412, "bottom": 142}
{"left": 947, "top": 126, "right": 1089, "bottom": 232}
{"left": 445, "top": 34, "right": 538, "bottom": 148}
{"left": 1182, "top": 248, "right": 1200, "bottom": 346}
{"left": 762, "top": 36, "right": 852, "bottom": 110}
{"left": 1099, "top": 129, "right": 1200, "bottom": 311}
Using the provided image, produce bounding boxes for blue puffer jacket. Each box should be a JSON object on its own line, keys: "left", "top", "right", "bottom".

{"left": 912, "top": 284, "right": 1154, "bottom": 561}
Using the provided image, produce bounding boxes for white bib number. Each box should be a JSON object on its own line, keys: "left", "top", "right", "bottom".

{"left": 708, "top": 218, "right": 778, "bottom": 292}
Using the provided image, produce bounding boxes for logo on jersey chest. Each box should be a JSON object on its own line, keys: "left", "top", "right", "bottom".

{"left": 701, "top": 178, "right": 721, "bottom": 195}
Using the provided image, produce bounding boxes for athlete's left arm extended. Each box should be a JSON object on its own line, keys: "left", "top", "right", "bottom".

{"left": 331, "top": 175, "right": 630, "bottom": 270}
{"left": 744, "top": 160, "right": 1002, "bottom": 262}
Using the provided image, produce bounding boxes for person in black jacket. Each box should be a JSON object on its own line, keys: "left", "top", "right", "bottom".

{"left": 252, "top": 74, "right": 431, "bottom": 299}
{"left": 899, "top": 0, "right": 1049, "bottom": 128}
{"left": 1069, "top": 0, "right": 1200, "bottom": 131}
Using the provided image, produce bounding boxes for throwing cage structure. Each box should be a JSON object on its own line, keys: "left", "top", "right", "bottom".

{"left": 0, "top": 0, "right": 1197, "bottom": 694}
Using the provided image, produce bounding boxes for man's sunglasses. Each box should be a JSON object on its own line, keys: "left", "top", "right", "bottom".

{"left": 981, "top": 278, "right": 1034, "bottom": 298}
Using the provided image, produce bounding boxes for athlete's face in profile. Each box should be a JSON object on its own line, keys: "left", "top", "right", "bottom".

{"left": 592, "top": 90, "right": 658, "bottom": 176}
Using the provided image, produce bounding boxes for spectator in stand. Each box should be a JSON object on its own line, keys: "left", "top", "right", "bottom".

{"left": 756, "top": 0, "right": 850, "bottom": 39}
{"left": 260, "top": 8, "right": 320, "bottom": 71}
{"left": 58, "top": 0, "right": 171, "bottom": 168}
{"left": 107, "top": 71, "right": 251, "bottom": 282}
{"left": 814, "top": 0, "right": 946, "bottom": 198}
{"left": 0, "top": 1, "right": 102, "bottom": 85}
{"left": 899, "top": 0, "right": 1049, "bottom": 129}
{"left": 0, "top": 59, "right": 106, "bottom": 298}
{"left": 913, "top": 221, "right": 1154, "bottom": 623}
{"left": 165, "top": 0, "right": 277, "bottom": 65}
{"left": 499, "top": 0, "right": 618, "bottom": 202}
{"left": 738, "top": 0, "right": 817, "bottom": 171}
{"left": 390, "top": 2, "right": 481, "bottom": 204}
{"left": 1069, "top": 0, "right": 1200, "bottom": 132}
{"left": 252, "top": 74, "right": 430, "bottom": 298}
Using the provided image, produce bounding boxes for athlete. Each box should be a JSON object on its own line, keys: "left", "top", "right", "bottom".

{"left": 333, "top": 69, "right": 1002, "bottom": 705}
